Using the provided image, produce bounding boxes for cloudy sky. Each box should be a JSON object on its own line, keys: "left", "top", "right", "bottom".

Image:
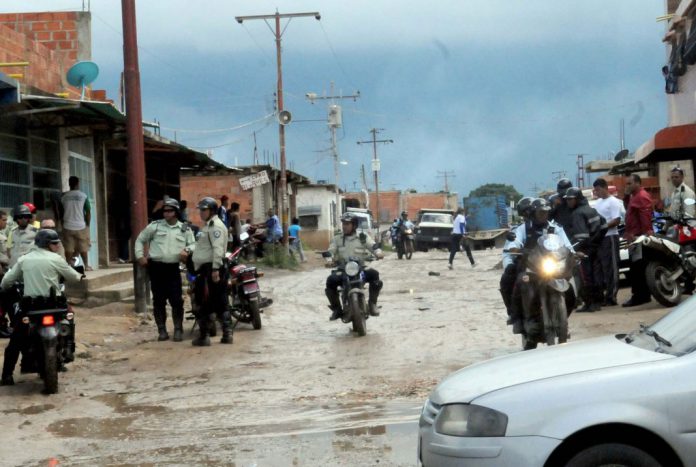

{"left": 14, "top": 1, "right": 668, "bottom": 198}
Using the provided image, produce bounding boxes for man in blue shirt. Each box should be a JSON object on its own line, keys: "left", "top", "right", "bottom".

{"left": 448, "top": 207, "right": 475, "bottom": 269}
{"left": 288, "top": 217, "right": 305, "bottom": 262}
{"left": 265, "top": 209, "right": 282, "bottom": 243}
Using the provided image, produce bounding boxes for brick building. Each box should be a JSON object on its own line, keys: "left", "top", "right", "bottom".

{"left": 343, "top": 190, "right": 458, "bottom": 225}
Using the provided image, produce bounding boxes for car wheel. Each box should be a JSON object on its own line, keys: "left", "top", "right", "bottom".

{"left": 566, "top": 443, "right": 661, "bottom": 467}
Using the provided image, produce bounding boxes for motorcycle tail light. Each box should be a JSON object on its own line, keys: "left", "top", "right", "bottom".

{"left": 42, "top": 315, "right": 55, "bottom": 326}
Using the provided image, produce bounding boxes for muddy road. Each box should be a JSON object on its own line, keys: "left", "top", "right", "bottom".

{"left": 2, "top": 248, "right": 670, "bottom": 466}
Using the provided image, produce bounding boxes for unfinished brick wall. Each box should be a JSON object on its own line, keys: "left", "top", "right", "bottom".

{"left": 343, "top": 191, "right": 458, "bottom": 223}
{"left": 0, "top": 11, "right": 91, "bottom": 98}
{"left": 180, "top": 173, "right": 253, "bottom": 226}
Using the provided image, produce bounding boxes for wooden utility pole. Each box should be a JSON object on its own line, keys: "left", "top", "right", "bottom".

{"left": 121, "top": 0, "right": 148, "bottom": 314}
{"left": 357, "top": 129, "right": 393, "bottom": 232}
{"left": 235, "top": 10, "right": 320, "bottom": 246}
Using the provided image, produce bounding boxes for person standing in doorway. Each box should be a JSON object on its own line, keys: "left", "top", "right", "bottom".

{"left": 448, "top": 207, "right": 475, "bottom": 270}
{"left": 61, "top": 176, "right": 92, "bottom": 270}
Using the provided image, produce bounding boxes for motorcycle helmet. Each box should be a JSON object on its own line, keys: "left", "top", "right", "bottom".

{"left": 340, "top": 212, "right": 360, "bottom": 228}
{"left": 548, "top": 193, "right": 560, "bottom": 206}
{"left": 400, "top": 211, "right": 408, "bottom": 218}
{"left": 12, "top": 204, "right": 32, "bottom": 219}
{"left": 530, "top": 198, "right": 551, "bottom": 213}
{"left": 23, "top": 202, "right": 37, "bottom": 214}
{"left": 197, "top": 197, "right": 218, "bottom": 212}
{"left": 556, "top": 178, "right": 573, "bottom": 196}
{"left": 35, "top": 229, "right": 61, "bottom": 248}
{"left": 563, "top": 187, "right": 583, "bottom": 199}
{"left": 163, "top": 198, "right": 180, "bottom": 212}
{"left": 516, "top": 197, "right": 533, "bottom": 217}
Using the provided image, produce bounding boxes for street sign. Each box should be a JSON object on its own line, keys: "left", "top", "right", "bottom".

{"left": 240, "top": 170, "right": 270, "bottom": 190}
{"left": 371, "top": 159, "right": 381, "bottom": 172}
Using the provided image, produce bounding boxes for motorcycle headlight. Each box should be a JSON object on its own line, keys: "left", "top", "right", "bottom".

{"left": 345, "top": 261, "right": 361, "bottom": 277}
{"left": 435, "top": 404, "right": 507, "bottom": 437}
{"left": 541, "top": 256, "right": 563, "bottom": 276}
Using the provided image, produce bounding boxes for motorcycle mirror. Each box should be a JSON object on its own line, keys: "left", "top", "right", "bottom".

{"left": 240, "top": 232, "right": 250, "bottom": 241}
{"left": 685, "top": 198, "right": 696, "bottom": 206}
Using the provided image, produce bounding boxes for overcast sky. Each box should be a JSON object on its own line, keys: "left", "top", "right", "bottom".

{"left": 13, "top": 1, "right": 669, "bottom": 198}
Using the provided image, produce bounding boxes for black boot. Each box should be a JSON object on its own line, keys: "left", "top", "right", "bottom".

{"left": 325, "top": 288, "right": 342, "bottom": 321}
{"left": 0, "top": 375, "right": 13, "bottom": 386}
{"left": 368, "top": 281, "right": 382, "bottom": 316}
{"left": 154, "top": 308, "right": 169, "bottom": 341}
{"left": 220, "top": 311, "right": 233, "bottom": 344}
{"left": 192, "top": 319, "right": 211, "bottom": 346}
{"left": 172, "top": 307, "right": 184, "bottom": 342}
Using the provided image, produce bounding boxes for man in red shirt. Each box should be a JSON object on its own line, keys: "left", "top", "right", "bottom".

{"left": 623, "top": 173, "right": 654, "bottom": 307}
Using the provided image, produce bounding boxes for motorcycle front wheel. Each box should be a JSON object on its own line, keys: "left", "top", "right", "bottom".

{"left": 405, "top": 239, "right": 414, "bottom": 260}
{"left": 646, "top": 261, "right": 683, "bottom": 307}
{"left": 349, "top": 294, "right": 367, "bottom": 337}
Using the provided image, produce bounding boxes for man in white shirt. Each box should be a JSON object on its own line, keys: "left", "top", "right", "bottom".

{"left": 60, "top": 176, "right": 92, "bottom": 270}
{"left": 668, "top": 166, "right": 696, "bottom": 219}
{"left": 448, "top": 207, "right": 475, "bottom": 269}
{"left": 592, "top": 178, "right": 623, "bottom": 306}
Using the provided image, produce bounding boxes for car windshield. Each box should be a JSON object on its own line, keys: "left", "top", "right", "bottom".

{"left": 420, "top": 214, "right": 452, "bottom": 224}
{"left": 625, "top": 296, "right": 696, "bottom": 356}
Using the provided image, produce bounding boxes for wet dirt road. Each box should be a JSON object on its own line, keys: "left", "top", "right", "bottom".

{"left": 2, "top": 248, "right": 670, "bottom": 466}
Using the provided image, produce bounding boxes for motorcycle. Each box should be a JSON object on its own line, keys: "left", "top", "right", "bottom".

{"left": 226, "top": 232, "right": 271, "bottom": 330}
{"left": 628, "top": 198, "right": 696, "bottom": 307}
{"left": 396, "top": 223, "right": 415, "bottom": 260}
{"left": 7, "top": 285, "right": 75, "bottom": 394}
{"left": 325, "top": 256, "right": 371, "bottom": 336}
{"left": 506, "top": 231, "right": 576, "bottom": 350}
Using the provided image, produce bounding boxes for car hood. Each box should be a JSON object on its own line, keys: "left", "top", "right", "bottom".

{"left": 430, "top": 336, "right": 673, "bottom": 405}
{"left": 417, "top": 222, "right": 453, "bottom": 228}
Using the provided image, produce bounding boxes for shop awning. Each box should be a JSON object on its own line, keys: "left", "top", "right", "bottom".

{"left": 634, "top": 123, "right": 696, "bottom": 163}
{"left": 0, "top": 94, "right": 126, "bottom": 128}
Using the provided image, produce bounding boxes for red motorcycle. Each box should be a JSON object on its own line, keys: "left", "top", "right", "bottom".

{"left": 226, "top": 233, "right": 271, "bottom": 330}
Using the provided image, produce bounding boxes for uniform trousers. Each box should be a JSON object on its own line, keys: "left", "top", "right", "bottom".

{"left": 148, "top": 261, "right": 184, "bottom": 329}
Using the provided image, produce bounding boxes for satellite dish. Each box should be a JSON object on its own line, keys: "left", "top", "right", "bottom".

{"left": 66, "top": 61, "right": 99, "bottom": 100}
{"left": 278, "top": 110, "right": 292, "bottom": 125}
{"left": 614, "top": 149, "right": 629, "bottom": 162}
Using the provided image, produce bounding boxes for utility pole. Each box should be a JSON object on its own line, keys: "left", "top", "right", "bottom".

{"left": 121, "top": 0, "right": 148, "bottom": 314}
{"left": 235, "top": 10, "right": 320, "bottom": 246}
{"left": 551, "top": 170, "right": 567, "bottom": 182}
{"left": 358, "top": 129, "right": 393, "bottom": 232}
{"left": 569, "top": 153, "right": 587, "bottom": 188}
{"left": 437, "top": 170, "right": 455, "bottom": 209}
{"left": 306, "top": 82, "right": 360, "bottom": 228}
{"left": 252, "top": 131, "right": 259, "bottom": 165}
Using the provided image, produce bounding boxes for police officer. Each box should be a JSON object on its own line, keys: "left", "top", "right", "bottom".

{"left": 0, "top": 229, "right": 84, "bottom": 385}
{"left": 551, "top": 178, "right": 574, "bottom": 231}
{"left": 325, "top": 213, "right": 384, "bottom": 320}
{"left": 7, "top": 204, "right": 38, "bottom": 267}
{"left": 135, "top": 198, "right": 195, "bottom": 342}
{"left": 191, "top": 197, "right": 231, "bottom": 346}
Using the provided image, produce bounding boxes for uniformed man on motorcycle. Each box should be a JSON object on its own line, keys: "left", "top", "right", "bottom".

{"left": 134, "top": 198, "right": 195, "bottom": 342}
{"left": 500, "top": 196, "right": 534, "bottom": 325}
{"left": 0, "top": 229, "right": 84, "bottom": 385}
{"left": 325, "top": 213, "right": 384, "bottom": 320}
{"left": 502, "top": 198, "right": 574, "bottom": 333}
{"left": 191, "top": 197, "right": 232, "bottom": 346}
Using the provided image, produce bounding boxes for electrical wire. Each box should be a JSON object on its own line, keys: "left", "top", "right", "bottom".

{"left": 158, "top": 112, "right": 275, "bottom": 133}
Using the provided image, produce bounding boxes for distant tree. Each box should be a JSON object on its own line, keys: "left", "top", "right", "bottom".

{"left": 468, "top": 183, "right": 523, "bottom": 204}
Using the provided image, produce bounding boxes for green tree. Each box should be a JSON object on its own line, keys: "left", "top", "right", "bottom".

{"left": 468, "top": 183, "right": 523, "bottom": 204}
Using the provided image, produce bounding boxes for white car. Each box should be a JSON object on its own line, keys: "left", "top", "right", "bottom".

{"left": 419, "top": 297, "right": 696, "bottom": 466}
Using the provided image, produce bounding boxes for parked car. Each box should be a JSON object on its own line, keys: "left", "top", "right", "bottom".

{"left": 419, "top": 296, "right": 696, "bottom": 466}
{"left": 414, "top": 209, "right": 454, "bottom": 251}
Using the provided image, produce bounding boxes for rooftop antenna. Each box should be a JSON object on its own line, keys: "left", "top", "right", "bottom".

{"left": 66, "top": 61, "right": 99, "bottom": 100}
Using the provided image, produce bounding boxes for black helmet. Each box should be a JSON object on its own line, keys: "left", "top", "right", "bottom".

{"left": 163, "top": 198, "right": 180, "bottom": 211}
{"left": 12, "top": 204, "right": 32, "bottom": 219}
{"left": 197, "top": 197, "right": 218, "bottom": 212}
{"left": 563, "top": 187, "right": 583, "bottom": 199}
{"left": 556, "top": 178, "right": 573, "bottom": 196}
{"left": 516, "top": 197, "right": 533, "bottom": 217}
{"left": 340, "top": 212, "right": 359, "bottom": 228}
{"left": 35, "top": 229, "right": 61, "bottom": 248}
{"left": 548, "top": 193, "right": 560, "bottom": 205}
{"left": 530, "top": 198, "right": 551, "bottom": 213}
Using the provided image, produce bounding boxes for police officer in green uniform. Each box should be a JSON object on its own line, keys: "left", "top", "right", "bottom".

{"left": 0, "top": 229, "right": 84, "bottom": 385}
{"left": 7, "top": 204, "right": 38, "bottom": 268}
{"left": 325, "top": 213, "right": 385, "bottom": 321}
{"left": 191, "top": 197, "right": 232, "bottom": 346}
{"left": 135, "top": 198, "right": 195, "bottom": 342}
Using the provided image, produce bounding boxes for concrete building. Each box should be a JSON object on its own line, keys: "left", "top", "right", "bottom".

{"left": 295, "top": 183, "right": 338, "bottom": 250}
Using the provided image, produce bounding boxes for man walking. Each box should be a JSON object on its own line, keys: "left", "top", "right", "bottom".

{"left": 134, "top": 199, "right": 195, "bottom": 342}
{"left": 593, "top": 179, "right": 623, "bottom": 306}
{"left": 623, "top": 174, "right": 654, "bottom": 307}
{"left": 668, "top": 166, "right": 695, "bottom": 219}
{"left": 61, "top": 176, "right": 92, "bottom": 270}
{"left": 448, "top": 207, "right": 475, "bottom": 270}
